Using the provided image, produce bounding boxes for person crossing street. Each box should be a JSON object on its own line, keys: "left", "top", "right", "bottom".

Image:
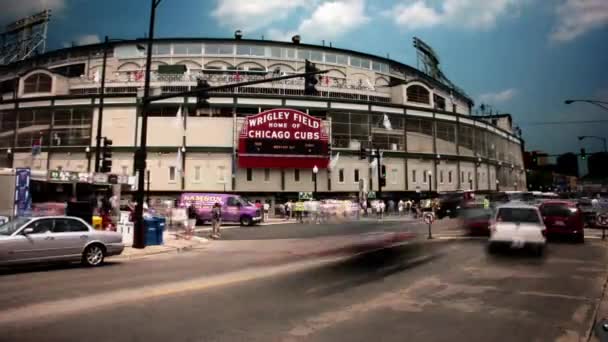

{"left": 294, "top": 200, "right": 305, "bottom": 223}
{"left": 211, "top": 202, "right": 222, "bottom": 239}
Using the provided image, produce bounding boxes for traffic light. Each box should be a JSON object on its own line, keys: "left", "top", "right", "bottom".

{"left": 304, "top": 59, "right": 319, "bottom": 96}
{"left": 380, "top": 164, "right": 387, "bottom": 187}
{"left": 359, "top": 147, "right": 367, "bottom": 160}
{"left": 195, "top": 78, "right": 211, "bottom": 109}
{"left": 581, "top": 148, "right": 587, "bottom": 160}
{"left": 100, "top": 137, "right": 113, "bottom": 173}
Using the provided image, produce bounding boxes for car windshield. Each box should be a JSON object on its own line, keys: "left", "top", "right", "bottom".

{"left": 497, "top": 208, "right": 540, "bottom": 224}
{"left": 0, "top": 217, "right": 31, "bottom": 236}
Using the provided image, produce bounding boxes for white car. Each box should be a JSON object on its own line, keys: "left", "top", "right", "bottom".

{"left": 0, "top": 216, "right": 124, "bottom": 267}
{"left": 488, "top": 203, "right": 546, "bottom": 255}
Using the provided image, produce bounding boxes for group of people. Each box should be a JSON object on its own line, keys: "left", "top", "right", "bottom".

{"left": 364, "top": 198, "right": 439, "bottom": 220}
{"left": 282, "top": 200, "right": 323, "bottom": 224}
{"left": 187, "top": 202, "right": 222, "bottom": 239}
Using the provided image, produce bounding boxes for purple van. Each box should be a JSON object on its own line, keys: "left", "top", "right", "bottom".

{"left": 180, "top": 193, "right": 262, "bottom": 226}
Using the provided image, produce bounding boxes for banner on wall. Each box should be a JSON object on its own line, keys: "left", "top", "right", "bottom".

{"left": 14, "top": 168, "right": 32, "bottom": 217}
{"left": 238, "top": 108, "right": 330, "bottom": 169}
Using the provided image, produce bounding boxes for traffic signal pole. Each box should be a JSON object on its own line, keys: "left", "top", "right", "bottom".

{"left": 376, "top": 148, "right": 383, "bottom": 199}
{"left": 133, "top": 0, "right": 160, "bottom": 249}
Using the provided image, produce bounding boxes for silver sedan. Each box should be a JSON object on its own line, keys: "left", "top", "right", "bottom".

{"left": 0, "top": 216, "right": 124, "bottom": 267}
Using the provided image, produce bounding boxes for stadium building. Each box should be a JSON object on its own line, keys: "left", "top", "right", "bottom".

{"left": 0, "top": 35, "right": 526, "bottom": 206}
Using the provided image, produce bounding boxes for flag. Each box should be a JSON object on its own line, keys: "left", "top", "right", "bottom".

{"left": 370, "top": 158, "right": 378, "bottom": 171}
{"left": 175, "top": 105, "right": 183, "bottom": 130}
{"left": 382, "top": 114, "right": 392, "bottom": 130}
{"left": 329, "top": 152, "right": 340, "bottom": 170}
{"left": 176, "top": 147, "right": 183, "bottom": 175}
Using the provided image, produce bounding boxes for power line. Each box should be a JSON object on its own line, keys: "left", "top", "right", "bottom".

{"left": 519, "top": 119, "right": 608, "bottom": 126}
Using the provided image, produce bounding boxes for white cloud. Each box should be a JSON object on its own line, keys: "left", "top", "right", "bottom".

{"left": 478, "top": 88, "right": 517, "bottom": 103}
{"left": 0, "top": 0, "right": 65, "bottom": 24}
{"left": 550, "top": 0, "right": 608, "bottom": 42}
{"left": 386, "top": 0, "right": 524, "bottom": 30}
{"left": 212, "top": 0, "right": 310, "bottom": 32}
{"left": 392, "top": 1, "right": 440, "bottom": 29}
{"left": 267, "top": 0, "right": 369, "bottom": 42}
{"left": 75, "top": 34, "right": 101, "bottom": 46}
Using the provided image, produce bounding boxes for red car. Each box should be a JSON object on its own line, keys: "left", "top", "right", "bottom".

{"left": 539, "top": 200, "right": 584, "bottom": 243}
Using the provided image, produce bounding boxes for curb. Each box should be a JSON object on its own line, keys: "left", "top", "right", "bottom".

{"left": 586, "top": 268, "right": 608, "bottom": 341}
{"left": 113, "top": 237, "right": 210, "bottom": 261}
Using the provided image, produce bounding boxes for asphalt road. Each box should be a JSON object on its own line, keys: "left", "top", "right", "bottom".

{"left": 1, "top": 235, "right": 606, "bottom": 342}
{"left": 203, "top": 216, "right": 448, "bottom": 240}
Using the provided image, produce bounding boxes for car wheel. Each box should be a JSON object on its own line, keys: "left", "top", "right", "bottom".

{"left": 487, "top": 243, "right": 497, "bottom": 254}
{"left": 532, "top": 245, "right": 544, "bottom": 257}
{"left": 82, "top": 244, "right": 105, "bottom": 267}
{"left": 240, "top": 216, "right": 252, "bottom": 226}
{"left": 575, "top": 233, "right": 585, "bottom": 244}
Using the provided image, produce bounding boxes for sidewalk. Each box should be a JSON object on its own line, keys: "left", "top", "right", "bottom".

{"left": 114, "top": 231, "right": 209, "bottom": 260}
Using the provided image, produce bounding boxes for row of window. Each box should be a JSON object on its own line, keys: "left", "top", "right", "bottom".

{"left": 123, "top": 43, "right": 391, "bottom": 73}
{"left": 243, "top": 168, "right": 490, "bottom": 186}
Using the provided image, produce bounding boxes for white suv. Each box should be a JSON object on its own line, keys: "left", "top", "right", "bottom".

{"left": 488, "top": 203, "right": 546, "bottom": 256}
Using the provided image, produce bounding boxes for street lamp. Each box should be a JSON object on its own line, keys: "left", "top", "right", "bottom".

{"left": 133, "top": 0, "right": 163, "bottom": 249}
{"left": 565, "top": 99, "right": 608, "bottom": 112}
{"left": 85, "top": 146, "right": 91, "bottom": 172}
{"left": 495, "top": 179, "right": 500, "bottom": 192}
{"left": 428, "top": 170, "right": 432, "bottom": 198}
{"left": 312, "top": 165, "right": 318, "bottom": 200}
{"left": 578, "top": 135, "right": 607, "bottom": 153}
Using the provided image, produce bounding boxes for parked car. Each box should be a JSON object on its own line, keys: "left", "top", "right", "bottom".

{"left": 539, "top": 200, "right": 584, "bottom": 243}
{"left": 488, "top": 203, "right": 546, "bottom": 256}
{"left": 180, "top": 193, "right": 262, "bottom": 226}
{"left": 0, "top": 216, "right": 124, "bottom": 267}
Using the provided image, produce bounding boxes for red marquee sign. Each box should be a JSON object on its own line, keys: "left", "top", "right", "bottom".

{"left": 238, "top": 108, "right": 329, "bottom": 169}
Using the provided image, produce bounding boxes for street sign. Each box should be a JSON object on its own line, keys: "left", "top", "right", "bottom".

{"left": 423, "top": 212, "right": 435, "bottom": 224}
{"left": 299, "top": 192, "right": 313, "bottom": 200}
{"left": 368, "top": 191, "right": 376, "bottom": 199}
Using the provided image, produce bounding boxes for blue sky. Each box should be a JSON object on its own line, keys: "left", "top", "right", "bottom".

{"left": 2, "top": 0, "right": 607, "bottom": 155}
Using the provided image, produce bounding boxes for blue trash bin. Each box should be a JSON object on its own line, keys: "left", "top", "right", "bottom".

{"left": 155, "top": 216, "right": 166, "bottom": 245}
{"left": 144, "top": 217, "right": 160, "bottom": 246}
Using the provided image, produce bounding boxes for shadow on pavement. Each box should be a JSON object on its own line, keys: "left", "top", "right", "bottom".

{"left": 0, "top": 260, "right": 121, "bottom": 276}
{"left": 304, "top": 242, "right": 444, "bottom": 296}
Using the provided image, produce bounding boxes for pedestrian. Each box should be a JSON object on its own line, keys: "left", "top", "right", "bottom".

{"left": 255, "top": 200, "right": 263, "bottom": 222}
{"left": 211, "top": 202, "right": 222, "bottom": 239}
{"left": 294, "top": 199, "right": 305, "bottom": 223}
{"left": 284, "top": 201, "right": 291, "bottom": 220}
{"left": 406, "top": 199, "right": 412, "bottom": 215}
{"left": 379, "top": 200, "right": 386, "bottom": 220}
{"left": 398, "top": 199, "right": 404, "bottom": 216}
{"left": 187, "top": 203, "right": 198, "bottom": 234}
{"left": 388, "top": 199, "right": 395, "bottom": 215}
{"left": 263, "top": 201, "right": 270, "bottom": 221}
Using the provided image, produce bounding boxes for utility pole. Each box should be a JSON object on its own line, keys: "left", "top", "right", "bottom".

{"left": 133, "top": 0, "right": 161, "bottom": 249}
{"left": 94, "top": 35, "right": 109, "bottom": 172}
{"left": 376, "top": 148, "right": 383, "bottom": 199}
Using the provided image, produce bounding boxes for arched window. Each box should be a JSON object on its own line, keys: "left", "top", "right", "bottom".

{"left": 407, "top": 84, "right": 430, "bottom": 104}
{"left": 23, "top": 73, "right": 52, "bottom": 94}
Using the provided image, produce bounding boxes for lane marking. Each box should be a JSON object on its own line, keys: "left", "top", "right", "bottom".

{"left": 0, "top": 255, "right": 348, "bottom": 327}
